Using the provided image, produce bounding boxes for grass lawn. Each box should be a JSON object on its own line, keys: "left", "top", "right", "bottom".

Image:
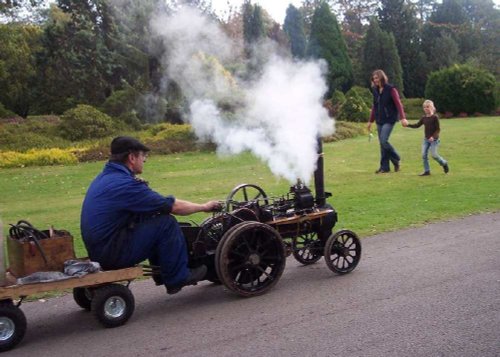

{"left": 1, "top": 116, "right": 499, "bottom": 258}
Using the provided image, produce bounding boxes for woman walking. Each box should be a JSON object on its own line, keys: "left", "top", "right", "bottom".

{"left": 367, "top": 69, "right": 408, "bottom": 173}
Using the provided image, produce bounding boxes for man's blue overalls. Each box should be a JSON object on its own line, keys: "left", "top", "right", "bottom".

{"left": 81, "top": 161, "right": 189, "bottom": 286}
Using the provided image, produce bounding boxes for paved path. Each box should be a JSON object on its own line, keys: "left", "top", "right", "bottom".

{"left": 8, "top": 212, "right": 500, "bottom": 356}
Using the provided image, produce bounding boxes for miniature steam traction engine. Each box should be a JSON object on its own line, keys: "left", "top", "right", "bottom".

{"left": 180, "top": 140, "right": 361, "bottom": 297}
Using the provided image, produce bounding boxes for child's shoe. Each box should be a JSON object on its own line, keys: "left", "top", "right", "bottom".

{"left": 443, "top": 164, "right": 449, "bottom": 174}
{"left": 419, "top": 171, "right": 430, "bottom": 176}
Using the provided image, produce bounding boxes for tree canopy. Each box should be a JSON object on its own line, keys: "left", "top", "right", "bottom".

{"left": 307, "top": 2, "right": 353, "bottom": 95}
{"left": 0, "top": 0, "right": 498, "bottom": 119}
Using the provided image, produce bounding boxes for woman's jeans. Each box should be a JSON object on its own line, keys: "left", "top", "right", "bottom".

{"left": 422, "top": 138, "right": 447, "bottom": 172}
{"left": 377, "top": 123, "right": 400, "bottom": 171}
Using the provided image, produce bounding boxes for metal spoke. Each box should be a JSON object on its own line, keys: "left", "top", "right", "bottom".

{"left": 256, "top": 265, "right": 273, "bottom": 280}
{"left": 242, "top": 187, "right": 248, "bottom": 202}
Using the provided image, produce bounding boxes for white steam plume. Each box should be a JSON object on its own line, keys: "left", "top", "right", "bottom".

{"left": 151, "top": 7, "right": 334, "bottom": 184}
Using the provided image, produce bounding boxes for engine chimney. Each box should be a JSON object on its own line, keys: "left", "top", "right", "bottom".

{"left": 313, "top": 137, "right": 328, "bottom": 207}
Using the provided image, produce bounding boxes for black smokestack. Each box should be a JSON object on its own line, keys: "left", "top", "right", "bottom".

{"left": 314, "top": 137, "right": 326, "bottom": 206}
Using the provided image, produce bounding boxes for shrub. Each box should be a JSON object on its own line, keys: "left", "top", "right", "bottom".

{"left": 0, "top": 102, "right": 16, "bottom": 118}
{"left": 101, "top": 87, "right": 138, "bottom": 118}
{"left": 330, "top": 90, "right": 346, "bottom": 106}
{"left": 325, "top": 90, "right": 346, "bottom": 117}
{"left": 148, "top": 123, "right": 195, "bottom": 141}
{"left": 118, "top": 111, "right": 142, "bottom": 130}
{"left": 0, "top": 148, "right": 78, "bottom": 168}
{"left": 346, "top": 86, "right": 372, "bottom": 108}
{"left": 401, "top": 98, "right": 425, "bottom": 120}
{"left": 323, "top": 121, "right": 365, "bottom": 142}
{"left": 425, "top": 64, "right": 496, "bottom": 115}
{"left": 59, "top": 105, "right": 116, "bottom": 141}
{"left": 101, "top": 86, "right": 143, "bottom": 130}
{"left": 0, "top": 116, "right": 69, "bottom": 151}
{"left": 337, "top": 92, "right": 370, "bottom": 123}
{"left": 323, "top": 99, "right": 335, "bottom": 117}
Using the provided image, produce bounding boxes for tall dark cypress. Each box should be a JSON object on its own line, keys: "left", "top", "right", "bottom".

{"left": 283, "top": 4, "right": 307, "bottom": 59}
{"left": 306, "top": 1, "right": 353, "bottom": 95}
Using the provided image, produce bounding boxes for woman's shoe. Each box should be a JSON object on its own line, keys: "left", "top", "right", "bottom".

{"left": 419, "top": 171, "right": 431, "bottom": 176}
{"left": 375, "top": 169, "right": 390, "bottom": 174}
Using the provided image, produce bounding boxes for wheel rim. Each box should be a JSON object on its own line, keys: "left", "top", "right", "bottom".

{"left": 222, "top": 224, "right": 285, "bottom": 294}
{"left": 104, "top": 296, "right": 126, "bottom": 319}
{"left": 325, "top": 231, "right": 361, "bottom": 273}
{"left": 292, "top": 232, "right": 323, "bottom": 264}
{"left": 0, "top": 317, "right": 15, "bottom": 341}
{"left": 226, "top": 184, "right": 268, "bottom": 211}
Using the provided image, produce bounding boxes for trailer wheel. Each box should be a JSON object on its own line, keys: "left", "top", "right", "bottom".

{"left": 324, "top": 230, "right": 361, "bottom": 274}
{"left": 292, "top": 232, "right": 323, "bottom": 265}
{"left": 73, "top": 287, "right": 92, "bottom": 311}
{"left": 91, "top": 284, "right": 135, "bottom": 328}
{"left": 216, "top": 222, "right": 286, "bottom": 297}
{"left": 0, "top": 300, "right": 27, "bottom": 352}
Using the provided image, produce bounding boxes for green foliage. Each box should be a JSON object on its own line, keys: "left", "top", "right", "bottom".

{"left": 283, "top": 4, "right": 307, "bottom": 58}
{"left": 325, "top": 90, "right": 346, "bottom": 117}
{"left": 0, "top": 23, "right": 43, "bottom": 117}
{"left": 427, "top": 34, "right": 460, "bottom": 71}
{"left": 361, "top": 18, "right": 403, "bottom": 92}
{"left": 0, "top": 102, "right": 16, "bottom": 118}
{"left": 346, "top": 86, "right": 372, "bottom": 108}
{"left": 378, "top": 0, "right": 423, "bottom": 97}
{"left": 0, "top": 148, "right": 78, "bottom": 168}
{"left": 401, "top": 98, "right": 425, "bottom": 120}
{"left": 243, "top": 1, "right": 265, "bottom": 49}
{"left": 425, "top": 64, "right": 496, "bottom": 115}
{"left": 0, "top": 116, "right": 69, "bottom": 151}
{"left": 59, "top": 105, "right": 116, "bottom": 141}
{"left": 337, "top": 92, "right": 370, "bottom": 123}
{"left": 118, "top": 112, "right": 142, "bottom": 130}
{"left": 35, "top": 2, "right": 124, "bottom": 114}
{"left": 330, "top": 90, "right": 346, "bottom": 106}
{"left": 148, "top": 123, "right": 195, "bottom": 141}
{"left": 101, "top": 86, "right": 137, "bottom": 118}
{"left": 323, "top": 121, "right": 365, "bottom": 142}
{"left": 422, "top": 0, "right": 475, "bottom": 59}
{"left": 307, "top": 2, "right": 353, "bottom": 94}
{"left": 101, "top": 85, "right": 142, "bottom": 129}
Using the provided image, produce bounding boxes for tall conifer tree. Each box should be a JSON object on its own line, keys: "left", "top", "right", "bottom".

{"left": 306, "top": 1, "right": 353, "bottom": 95}
{"left": 378, "top": 0, "right": 424, "bottom": 97}
{"left": 283, "top": 4, "right": 307, "bottom": 59}
{"left": 361, "top": 18, "right": 404, "bottom": 91}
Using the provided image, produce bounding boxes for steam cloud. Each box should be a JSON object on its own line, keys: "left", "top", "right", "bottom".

{"left": 151, "top": 7, "right": 334, "bottom": 184}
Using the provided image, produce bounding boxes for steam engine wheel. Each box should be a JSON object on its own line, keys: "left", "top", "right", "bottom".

{"left": 324, "top": 230, "right": 361, "bottom": 274}
{"left": 292, "top": 232, "right": 323, "bottom": 265}
{"left": 215, "top": 221, "right": 286, "bottom": 297}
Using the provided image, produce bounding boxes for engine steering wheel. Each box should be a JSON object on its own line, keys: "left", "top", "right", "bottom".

{"left": 225, "top": 183, "right": 269, "bottom": 211}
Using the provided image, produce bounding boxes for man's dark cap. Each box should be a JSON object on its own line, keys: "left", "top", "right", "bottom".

{"left": 110, "top": 136, "right": 150, "bottom": 155}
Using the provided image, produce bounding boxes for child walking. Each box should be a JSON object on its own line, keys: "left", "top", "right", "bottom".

{"left": 407, "top": 100, "right": 449, "bottom": 176}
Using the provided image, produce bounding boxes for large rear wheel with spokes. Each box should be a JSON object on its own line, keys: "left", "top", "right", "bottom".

{"left": 216, "top": 222, "right": 286, "bottom": 297}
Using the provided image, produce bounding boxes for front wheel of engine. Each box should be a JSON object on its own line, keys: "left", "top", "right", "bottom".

{"left": 324, "top": 230, "right": 361, "bottom": 274}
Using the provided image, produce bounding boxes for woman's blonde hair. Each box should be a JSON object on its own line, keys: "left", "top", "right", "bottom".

{"left": 371, "top": 69, "right": 388, "bottom": 87}
{"left": 423, "top": 99, "right": 436, "bottom": 114}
